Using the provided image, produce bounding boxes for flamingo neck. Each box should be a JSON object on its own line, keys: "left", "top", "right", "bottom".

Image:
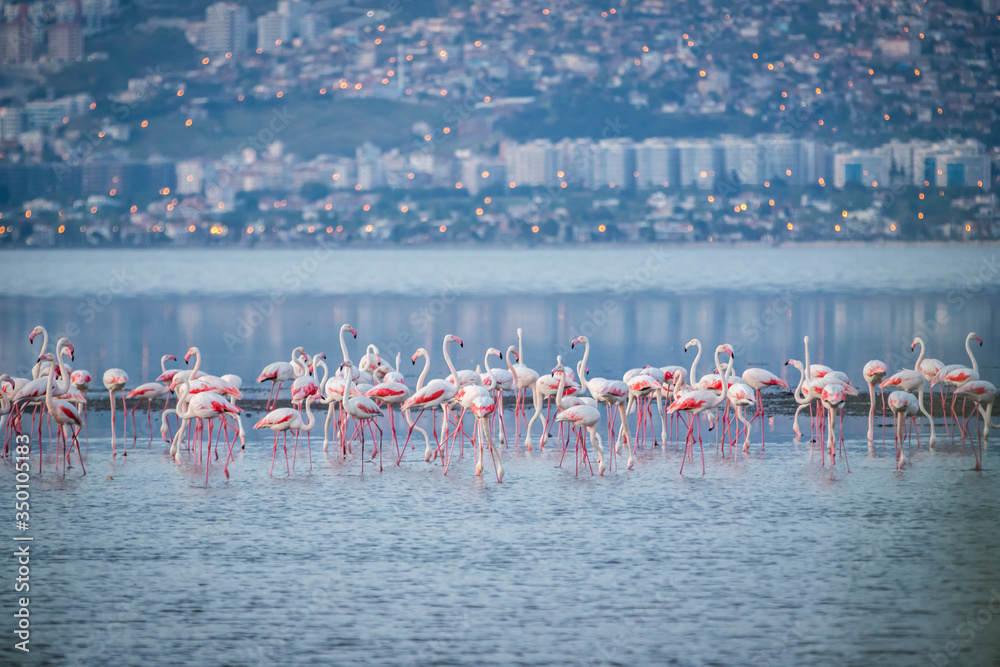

{"left": 303, "top": 397, "right": 315, "bottom": 430}
{"left": 415, "top": 354, "right": 429, "bottom": 391}
{"left": 341, "top": 369, "right": 353, "bottom": 406}
{"left": 966, "top": 334, "right": 979, "bottom": 371}
{"left": 689, "top": 341, "right": 702, "bottom": 382}
{"left": 340, "top": 327, "right": 351, "bottom": 363}
{"left": 443, "top": 338, "right": 458, "bottom": 383}
{"left": 710, "top": 348, "right": 730, "bottom": 408}
{"left": 555, "top": 365, "right": 567, "bottom": 411}
{"left": 316, "top": 360, "right": 329, "bottom": 392}
{"left": 792, "top": 363, "right": 807, "bottom": 404}
{"left": 578, "top": 339, "right": 591, "bottom": 394}
{"left": 505, "top": 347, "right": 518, "bottom": 386}
{"left": 913, "top": 338, "right": 925, "bottom": 370}
{"left": 181, "top": 349, "right": 202, "bottom": 411}
{"left": 517, "top": 329, "right": 524, "bottom": 363}
{"left": 53, "top": 346, "right": 71, "bottom": 396}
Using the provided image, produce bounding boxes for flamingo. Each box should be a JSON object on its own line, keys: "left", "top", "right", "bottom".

{"left": 954, "top": 380, "right": 996, "bottom": 471}
{"left": 398, "top": 347, "right": 433, "bottom": 463}
{"left": 785, "top": 359, "right": 823, "bottom": 442}
{"left": 28, "top": 325, "right": 50, "bottom": 379}
{"left": 364, "top": 375, "right": 410, "bottom": 458}
{"left": 174, "top": 387, "right": 242, "bottom": 481}
{"left": 470, "top": 394, "right": 504, "bottom": 482}
{"left": 525, "top": 368, "right": 579, "bottom": 450}
{"left": 667, "top": 343, "right": 733, "bottom": 476}
{"left": 102, "top": 367, "right": 129, "bottom": 456}
{"left": 863, "top": 360, "right": 887, "bottom": 444}
{"left": 255, "top": 394, "right": 319, "bottom": 476}
{"left": 336, "top": 360, "right": 385, "bottom": 473}
{"left": 881, "top": 372, "right": 935, "bottom": 447}
{"left": 126, "top": 380, "right": 169, "bottom": 444}
{"left": 513, "top": 328, "right": 540, "bottom": 437}
{"left": 820, "top": 383, "right": 849, "bottom": 472}
{"left": 257, "top": 346, "right": 308, "bottom": 411}
{"left": 553, "top": 356, "right": 605, "bottom": 476}
{"left": 932, "top": 332, "right": 983, "bottom": 437}
{"left": 382, "top": 353, "right": 405, "bottom": 384}
{"left": 911, "top": 336, "right": 945, "bottom": 417}
{"left": 887, "top": 391, "right": 920, "bottom": 470}
{"left": 43, "top": 354, "right": 86, "bottom": 476}
{"left": 572, "top": 335, "right": 630, "bottom": 456}
{"left": 290, "top": 353, "right": 323, "bottom": 409}
{"left": 726, "top": 381, "right": 756, "bottom": 454}
{"left": 740, "top": 366, "right": 788, "bottom": 450}
{"left": 483, "top": 345, "right": 517, "bottom": 445}
{"left": 401, "top": 334, "right": 462, "bottom": 462}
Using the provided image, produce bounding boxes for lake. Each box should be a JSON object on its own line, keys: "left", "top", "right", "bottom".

{"left": 2, "top": 245, "right": 999, "bottom": 666}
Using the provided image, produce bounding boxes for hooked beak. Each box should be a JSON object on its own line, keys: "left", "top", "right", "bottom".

{"left": 351, "top": 328, "right": 357, "bottom": 339}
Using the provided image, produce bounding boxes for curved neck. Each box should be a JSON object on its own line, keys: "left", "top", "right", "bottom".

{"left": 160, "top": 355, "right": 170, "bottom": 374}
{"left": 56, "top": 347, "right": 70, "bottom": 395}
{"left": 689, "top": 340, "right": 702, "bottom": 381}
{"left": 38, "top": 328, "right": 49, "bottom": 359}
{"left": 442, "top": 338, "right": 458, "bottom": 382}
{"left": 395, "top": 352, "right": 401, "bottom": 373}
{"left": 340, "top": 327, "right": 352, "bottom": 363}
{"left": 505, "top": 347, "right": 518, "bottom": 385}
{"left": 44, "top": 365, "right": 57, "bottom": 413}
{"left": 184, "top": 349, "right": 202, "bottom": 398}
{"left": 966, "top": 334, "right": 979, "bottom": 371}
{"left": 483, "top": 351, "right": 496, "bottom": 379}
{"left": 291, "top": 351, "right": 306, "bottom": 377}
{"left": 340, "top": 369, "right": 353, "bottom": 405}
{"left": 555, "top": 366, "right": 567, "bottom": 411}
{"left": 303, "top": 397, "right": 315, "bottom": 430}
{"left": 415, "top": 353, "right": 429, "bottom": 391}
{"left": 316, "top": 360, "right": 329, "bottom": 392}
{"left": 579, "top": 339, "right": 591, "bottom": 392}
{"left": 710, "top": 348, "right": 730, "bottom": 407}
{"left": 792, "top": 363, "right": 807, "bottom": 404}
{"left": 913, "top": 338, "right": 925, "bottom": 370}
{"left": 517, "top": 328, "right": 524, "bottom": 363}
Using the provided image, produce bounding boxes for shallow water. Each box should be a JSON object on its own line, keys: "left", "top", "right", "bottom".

{"left": 3, "top": 247, "right": 1000, "bottom": 666}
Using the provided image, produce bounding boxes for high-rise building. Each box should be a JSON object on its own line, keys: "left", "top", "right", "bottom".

{"left": 48, "top": 22, "right": 83, "bottom": 61}
{"left": 719, "top": 136, "right": 762, "bottom": 186}
{"left": 1, "top": 18, "right": 33, "bottom": 63}
{"left": 0, "top": 106, "right": 24, "bottom": 140}
{"left": 832, "top": 150, "right": 888, "bottom": 188}
{"left": 634, "top": 138, "right": 677, "bottom": 189}
{"left": 592, "top": 138, "right": 634, "bottom": 189}
{"left": 677, "top": 139, "right": 717, "bottom": 189}
{"left": 913, "top": 140, "right": 990, "bottom": 191}
{"left": 257, "top": 11, "right": 289, "bottom": 52}
{"left": 504, "top": 139, "right": 557, "bottom": 187}
{"left": 205, "top": 2, "right": 248, "bottom": 55}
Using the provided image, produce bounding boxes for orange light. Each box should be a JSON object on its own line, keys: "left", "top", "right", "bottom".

{"left": 188, "top": 225, "right": 196, "bottom": 232}
{"left": 58, "top": 225, "right": 65, "bottom": 234}
{"left": 707, "top": 195, "right": 714, "bottom": 202}
{"left": 835, "top": 225, "right": 841, "bottom": 232}
{"left": 439, "top": 225, "right": 447, "bottom": 233}
{"left": 90, "top": 206, "right": 97, "bottom": 213}
{"left": 598, "top": 224, "right": 606, "bottom": 233}
{"left": 476, "top": 208, "right": 484, "bottom": 215}
{"left": 365, "top": 224, "right": 374, "bottom": 232}
{"left": 455, "top": 182, "right": 463, "bottom": 189}
{"left": 768, "top": 199, "right": 775, "bottom": 206}
{"left": 109, "top": 188, "right": 116, "bottom": 196}
{"left": 443, "top": 127, "right": 451, "bottom": 134}
{"left": 786, "top": 223, "right": 793, "bottom": 230}
{"left": 185, "top": 119, "right": 192, "bottom": 126}
{"left": 276, "top": 91, "right": 283, "bottom": 98}
{"left": 842, "top": 210, "right": 848, "bottom": 217}
{"left": 177, "top": 89, "right": 184, "bottom": 97}
{"left": 890, "top": 224, "right": 897, "bottom": 232}
{"left": 481, "top": 171, "right": 489, "bottom": 178}
{"left": 320, "top": 88, "right": 327, "bottom": 94}
{"left": 531, "top": 225, "right": 540, "bottom": 233}
{"left": 918, "top": 212, "right": 924, "bottom": 219}
{"left": 325, "top": 203, "right": 333, "bottom": 211}
{"left": 141, "top": 120, "right": 148, "bottom": 128}
{"left": 130, "top": 205, "right": 137, "bottom": 213}
{"left": 354, "top": 83, "right": 362, "bottom": 90}
{"left": 202, "top": 57, "right": 210, "bottom": 65}
{"left": 966, "top": 224, "right": 972, "bottom": 232}
{"left": 363, "top": 204, "right": 370, "bottom": 211}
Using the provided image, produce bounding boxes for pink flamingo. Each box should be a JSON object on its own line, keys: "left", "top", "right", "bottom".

{"left": 255, "top": 394, "right": 319, "bottom": 476}
{"left": 726, "top": 381, "right": 756, "bottom": 454}
{"left": 553, "top": 356, "right": 606, "bottom": 476}
{"left": 126, "top": 380, "right": 169, "bottom": 444}
{"left": 102, "top": 367, "right": 129, "bottom": 455}
{"left": 291, "top": 353, "right": 323, "bottom": 409}
{"left": 401, "top": 334, "right": 462, "bottom": 463}
{"left": 28, "top": 325, "right": 50, "bottom": 379}
{"left": 863, "top": 360, "right": 887, "bottom": 444}
{"left": 880, "top": 370, "right": 935, "bottom": 447}
{"left": 572, "top": 335, "right": 630, "bottom": 457}
{"left": 932, "top": 332, "right": 983, "bottom": 437}
{"left": 470, "top": 394, "right": 504, "bottom": 482}
{"left": 955, "top": 380, "right": 996, "bottom": 471}
{"left": 512, "top": 328, "right": 540, "bottom": 437}
{"left": 911, "top": 336, "right": 945, "bottom": 417}
{"left": 887, "top": 391, "right": 919, "bottom": 469}
{"left": 667, "top": 343, "right": 733, "bottom": 476}
{"left": 820, "top": 383, "right": 849, "bottom": 472}
{"left": 740, "top": 366, "right": 788, "bottom": 450}
{"left": 44, "top": 356, "right": 86, "bottom": 476}
{"left": 364, "top": 376, "right": 410, "bottom": 459}
{"left": 257, "top": 346, "right": 308, "bottom": 411}
{"left": 337, "top": 360, "right": 385, "bottom": 473}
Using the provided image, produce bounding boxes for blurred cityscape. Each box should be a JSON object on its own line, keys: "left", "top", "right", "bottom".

{"left": 0, "top": 0, "right": 998, "bottom": 246}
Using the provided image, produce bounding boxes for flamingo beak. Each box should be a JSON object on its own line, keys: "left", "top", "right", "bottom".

{"left": 499, "top": 352, "right": 503, "bottom": 360}
{"left": 351, "top": 328, "right": 357, "bottom": 339}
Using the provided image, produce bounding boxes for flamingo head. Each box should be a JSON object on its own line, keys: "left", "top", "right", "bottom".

{"left": 29, "top": 326, "right": 44, "bottom": 344}
{"left": 910, "top": 338, "right": 918, "bottom": 351}
{"left": 165, "top": 354, "right": 177, "bottom": 362}
{"left": 487, "top": 347, "right": 502, "bottom": 360}
{"left": 571, "top": 335, "right": 587, "bottom": 349}
{"left": 341, "top": 324, "right": 357, "bottom": 339}
{"left": 446, "top": 334, "right": 463, "bottom": 348}
{"left": 184, "top": 347, "right": 198, "bottom": 364}
{"left": 339, "top": 360, "right": 353, "bottom": 371}
{"left": 721, "top": 343, "right": 735, "bottom": 358}
{"left": 974, "top": 333, "right": 983, "bottom": 346}
{"left": 411, "top": 348, "right": 427, "bottom": 365}
{"left": 506, "top": 346, "right": 519, "bottom": 363}
{"left": 684, "top": 338, "right": 699, "bottom": 352}
{"left": 785, "top": 358, "right": 803, "bottom": 370}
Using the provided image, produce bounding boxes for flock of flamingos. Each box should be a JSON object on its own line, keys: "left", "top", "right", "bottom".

{"left": 1, "top": 324, "right": 995, "bottom": 483}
